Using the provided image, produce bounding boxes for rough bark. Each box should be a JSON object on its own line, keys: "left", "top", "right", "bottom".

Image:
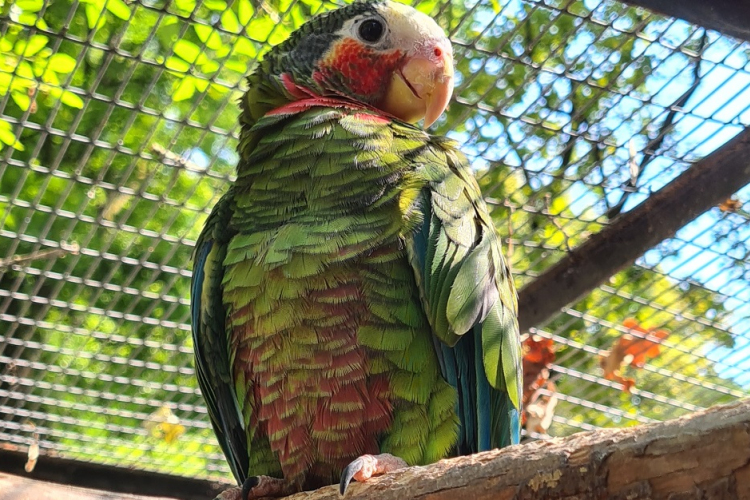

{"left": 4, "top": 399, "right": 750, "bottom": 500}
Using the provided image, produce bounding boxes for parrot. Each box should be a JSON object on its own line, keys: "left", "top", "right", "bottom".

{"left": 190, "top": 1, "right": 522, "bottom": 498}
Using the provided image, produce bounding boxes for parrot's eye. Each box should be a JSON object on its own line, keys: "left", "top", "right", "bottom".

{"left": 358, "top": 18, "right": 385, "bottom": 43}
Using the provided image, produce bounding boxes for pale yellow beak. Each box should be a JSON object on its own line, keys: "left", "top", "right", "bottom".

{"left": 381, "top": 42, "right": 454, "bottom": 128}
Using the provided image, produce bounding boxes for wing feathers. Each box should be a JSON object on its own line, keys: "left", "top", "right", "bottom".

{"left": 191, "top": 194, "right": 249, "bottom": 483}
{"left": 405, "top": 138, "right": 521, "bottom": 453}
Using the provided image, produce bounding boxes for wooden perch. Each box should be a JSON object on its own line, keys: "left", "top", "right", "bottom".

{"left": 4, "top": 398, "right": 750, "bottom": 499}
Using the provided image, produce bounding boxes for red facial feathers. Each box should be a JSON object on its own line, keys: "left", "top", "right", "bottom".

{"left": 316, "top": 38, "right": 405, "bottom": 97}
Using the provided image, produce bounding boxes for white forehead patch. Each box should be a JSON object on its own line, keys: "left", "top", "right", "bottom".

{"left": 380, "top": 1, "right": 447, "bottom": 43}
{"left": 336, "top": 0, "right": 450, "bottom": 55}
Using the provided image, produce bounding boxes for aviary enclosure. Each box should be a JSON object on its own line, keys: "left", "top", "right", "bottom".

{"left": 1, "top": 0, "right": 750, "bottom": 496}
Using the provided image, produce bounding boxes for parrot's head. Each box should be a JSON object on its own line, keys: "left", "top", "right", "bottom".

{"left": 249, "top": 0, "right": 454, "bottom": 128}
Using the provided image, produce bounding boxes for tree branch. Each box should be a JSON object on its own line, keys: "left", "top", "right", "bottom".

{"left": 5, "top": 399, "right": 750, "bottom": 499}
{"left": 619, "top": 0, "right": 750, "bottom": 44}
{"left": 517, "top": 126, "right": 750, "bottom": 332}
{"left": 606, "top": 29, "right": 707, "bottom": 220}
{"left": 0, "top": 242, "right": 80, "bottom": 270}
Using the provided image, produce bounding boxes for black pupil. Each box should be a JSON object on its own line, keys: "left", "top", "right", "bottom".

{"left": 359, "top": 19, "right": 384, "bottom": 42}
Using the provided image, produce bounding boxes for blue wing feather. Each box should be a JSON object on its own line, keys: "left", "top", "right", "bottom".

{"left": 408, "top": 188, "right": 518, "bottom": 454}
{"left": 191, "top": 194, "right": 249, "bottom": 484}
{"left": 191, "top": 241, "right": 211, "bottom": 330}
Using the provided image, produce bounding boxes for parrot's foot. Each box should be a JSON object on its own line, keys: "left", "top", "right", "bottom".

{"left": 213, "top": 476, "right": 298, "bottom": 500}
{"left": 339, "top": 453, "right": 408, "bottom": 495}
{"left": 242, "top": 476, "right": 299, "bottom": 499}
{"left": 213, "top": 487, "right": 243, "bottom": 500}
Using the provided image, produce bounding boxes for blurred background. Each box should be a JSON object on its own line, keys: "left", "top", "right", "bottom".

{"left": 1, "top": 0, "right": 749, "bottom": 489}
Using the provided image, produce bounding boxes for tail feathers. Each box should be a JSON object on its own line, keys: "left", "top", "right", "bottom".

{"left": 493, "top": 390, "right": 520, "bottom": 448}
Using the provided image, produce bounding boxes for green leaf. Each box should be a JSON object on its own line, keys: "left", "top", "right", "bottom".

{"left": 15, "top": 60, "right": 36, "bottom": 81}
{"left": 47, "top": 86, "right": 63, "bottom": 98}
{"left": 11, "top": 91, "right": 31, "bottom": 111}
{"left": 214, "top": 45, "right": 230, "bottom": 58}
{"left": 174, "top": 0, "right": 196, "bottom": 14}
{"left": 224, "top": 58, "right": 248, "bottom": 73}
{"left": 238, "top": 0, "right": 253, "bottom": 25}
{"left": 41, "top": 67, "right": 60, "bottom": 85}
{"left": 193, "top": 25, "right": 222, "bottom": 50}
{"left": 0, "top": 126, "right": 14, "bottom": 145}
{"left": 161, "top": 15, "right": 179, "bottom": 26}
{"left": 209, "top": 82, "right": 229, "bottom": 94}
{"left": 199, "top": 59, "right": 219, "bottom": 73}
{"left": 60, "top": 90, "right": 84, "bottom": 108}
{"left": 267, "top": 26, "right": 290, "bottom": 46}
{"left": 175, "top": 0, "right": 196, "bottom": 13}
{"left": 202, "top": 0, "right": 226, "bottom": 10}
{"left": 165, "top": 56, "right": 190, "bottom": 73}
{"left": 173, "top": 40, "right": 205, "bottom": 64}
{"left": 85, "top": 3, "right": 106, "bottom": 29}
{"left": 0, "top": 74, "right": 9, "bottom": 94}
{"left": 246, "top": 17, "right": 275, "bottom": 42}
{"left": 0, "top": 120, "right": 24, "bottom": 150}
{"left": 105, "top": 0, "right": 132, "bottom": 20}
{"left": 15, "top": 0, "right": 44, "bottom": 11}
{"left": 193, "top": 24, "right": 211, "bottom": 43}
{"left": 172, "top": 77, "right": 195, "bottom": 101}
{"left": 233, "top": 37, "right": 256, "bottom": 57}
{"left": 16, "top": 35, "right": 48, "bottom": 57}
{"left": 193, "top": 77, "right": 208, "bottom": 92}
{"left": 0, "top": 66, "right": 31, "bottom": 94}
{"left": 220, "top": 9, "right": 240, "bottom": 33}
{"left": 17, "top": 11, "right": 42, "bottom": 26}
{"left": 414, "top": 0, "right": 438, "bottom": 15}
{"left": 50, "top": 53, "right": 77, "bottom": 74}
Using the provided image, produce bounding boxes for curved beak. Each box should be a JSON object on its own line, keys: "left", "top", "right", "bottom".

{"left": 381, "top": 40, "right": 454, "bottom": 128}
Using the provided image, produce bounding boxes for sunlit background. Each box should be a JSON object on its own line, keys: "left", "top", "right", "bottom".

{"left": 1, "top": 0, "right": 749, "bottom": 482}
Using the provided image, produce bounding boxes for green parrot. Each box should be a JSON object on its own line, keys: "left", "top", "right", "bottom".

{"left": 190, "top": 1, "right": 522, "bottom": 498}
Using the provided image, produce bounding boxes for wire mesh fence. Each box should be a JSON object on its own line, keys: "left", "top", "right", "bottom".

{"left": 1, "top": 0, "right": 749, "bottom": 484}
